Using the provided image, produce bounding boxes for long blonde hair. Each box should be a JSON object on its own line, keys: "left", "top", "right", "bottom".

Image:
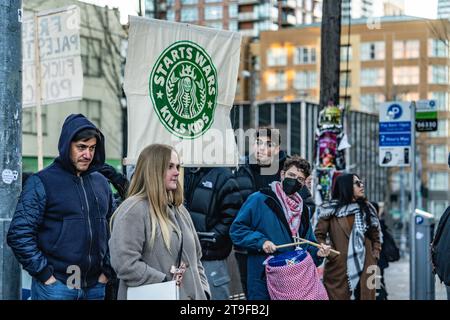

{"left": 117, "top": 144, "right": 183, "bottom": 251}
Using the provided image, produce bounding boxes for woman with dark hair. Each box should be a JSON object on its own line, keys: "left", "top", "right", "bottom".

{"left": 314, "top": 173, "right": 381, "bottom": 300}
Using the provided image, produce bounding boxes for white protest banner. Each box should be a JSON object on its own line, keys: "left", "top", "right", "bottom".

{"left": 22, "top": 5, "right": 83, "bottom": 107}
{"left": 124, "top": 17, "right": 242, "bottom": 166}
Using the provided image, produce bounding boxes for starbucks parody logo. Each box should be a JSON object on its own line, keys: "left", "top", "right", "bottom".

{"left": 150, "top": 41, "right": 218, "bottom": 139}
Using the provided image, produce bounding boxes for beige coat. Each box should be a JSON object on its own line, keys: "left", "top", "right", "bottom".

{"left": 109, "top": 196, "right": 210, "bottom": 300}
{"left": 315, "top": 215, "right": 381, "bottom": 300}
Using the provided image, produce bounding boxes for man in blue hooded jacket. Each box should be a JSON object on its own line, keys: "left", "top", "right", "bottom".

{"left": 7, "top": 114, "right": 113, "bottom": 300}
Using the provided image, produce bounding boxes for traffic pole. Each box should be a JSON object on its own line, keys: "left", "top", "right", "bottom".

{"left": 410, "top": 101, "right": 417, "bottom": 300}
{"left": 0, "top": 0, "right": 22, "bottom": 299}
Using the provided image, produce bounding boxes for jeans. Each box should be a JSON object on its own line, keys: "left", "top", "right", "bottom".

{"left": 202, "top": 259, "right": 231, "bottom": 300}
{"left": 447, "top": 285, "right": 450, "bottom": 300}
{"left": 31, "top": 278, "right": 106, "bottom": 300}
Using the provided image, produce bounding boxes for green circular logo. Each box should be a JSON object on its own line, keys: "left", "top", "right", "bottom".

{"left": 149, "top": 40, "right": 218, "bottom": 139}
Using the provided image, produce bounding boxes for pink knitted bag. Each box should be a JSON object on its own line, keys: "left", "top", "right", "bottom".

{"left": 265, "top": 251, "right": 329, "bottom": 300}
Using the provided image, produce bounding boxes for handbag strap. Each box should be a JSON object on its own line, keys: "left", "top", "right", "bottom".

{"left": 173, "top": 207, "right": 184, "bottom": 268}
{"left": 176, "top": 232, "right": 183, "bottom": 268}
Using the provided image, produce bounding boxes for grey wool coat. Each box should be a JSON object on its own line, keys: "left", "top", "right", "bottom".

{"left": 109, "top": 196, "right": 210, "bottom": 300}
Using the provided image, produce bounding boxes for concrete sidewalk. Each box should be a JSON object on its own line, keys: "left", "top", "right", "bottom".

{"left": 384, "top": 257, "right": 448, "bottom": 300}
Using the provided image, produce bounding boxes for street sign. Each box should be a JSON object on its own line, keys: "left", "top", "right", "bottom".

{"left": 379, "top": 102, "right": 411, "bottom": 167}
{"left": 415, "top": 100, "right": 438, "bottom": 132}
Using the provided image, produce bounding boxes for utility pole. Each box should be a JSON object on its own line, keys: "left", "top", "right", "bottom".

{"left": 0, "top": 0, "right": 22, "bottom": 300}
{"left": 319, "top": 0, "right": 342, "bottom": 108}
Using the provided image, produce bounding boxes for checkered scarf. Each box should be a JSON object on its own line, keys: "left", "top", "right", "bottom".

{"left": 271, "top": 181, "right": 303, "bottom": 237}
{"left": 318, "top": 200, "right": 380, "bottom": 291}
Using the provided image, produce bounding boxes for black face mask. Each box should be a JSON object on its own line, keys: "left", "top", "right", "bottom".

{"left": 282, "top": 178, "right": 302, "bottom": 196}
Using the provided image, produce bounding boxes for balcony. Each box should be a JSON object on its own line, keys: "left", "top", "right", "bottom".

{"left": 239, "top": 29, "right": 259, "bottom": 38}
{"left": 238, "top": 0, "right": 260, "bottom": 5}
{"left": 280, "top": 0, "right": 297, "bottom": 9}
{"left": 238, "top": 11, "right": 259, "bottom": 22}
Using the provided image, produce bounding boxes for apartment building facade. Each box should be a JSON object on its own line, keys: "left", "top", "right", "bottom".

{"left": 248, "top": 16, "right": 450, "bottom": 218}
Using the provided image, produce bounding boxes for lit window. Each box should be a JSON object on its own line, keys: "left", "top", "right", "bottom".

{"left": 393, "top": 67, "right": 420, "bottom": 85}
{"left": 267, "top": 71, "right": 287, "bottom": 91}
{"left": 267, "top": 47, "right": 287, "bottom": 67}
{"left": 394, "top": 40, "right": 420, "bottom": 59}
{"left": 204, "top": 5, "right": 223, "bottom": 20}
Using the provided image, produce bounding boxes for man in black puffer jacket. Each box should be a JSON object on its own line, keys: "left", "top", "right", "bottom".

{"left": 431, "top": 152, "right": 450, "bottom": 300}
{"left": 184, "top": 167, "right": 242, "bottom": 300}
{"left": 233, "top": 127, "right": 287, "bottom": 296}
{"left": 7, "top": 114, "right": 113, "bottom": 300}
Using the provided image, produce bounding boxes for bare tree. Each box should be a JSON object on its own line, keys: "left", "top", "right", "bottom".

{"left": 428, "top": 18, "right": 450, "bottom": 49}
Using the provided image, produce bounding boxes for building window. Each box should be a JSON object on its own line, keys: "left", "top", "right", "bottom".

{"left": 267, "top": 71, "right": 287, "bottom": 91}
{"left": 340, "top": 44, "right": 352, "bottom": 62}
{"left": 80, "top": 99, "right": 102, "bottom": 128}
{"left": 428, "top": 119, "right": 448, "bottom": 138}
{"left": 181, "top": 0, "right": 198, "bottom": 4}
{"left": 294, "top": 46, "right": 316, "bottom": 65}
{"left": 294, "top": 71, "right": 317, "bottom": 90}
{"left": 428, "top": 65, "right": 449, "bottom": 84}
{"left": 394, "top": 40, "right": 420, "bottom": 59}
{"left": 181, "top": 7, "right": 198, "bottom": 22}
{"left": 229, "top": 3, "right": 238, "bottom": 18}
{"left": 360, "top": 94, "right": 385, "bottom": 113}
{"left": 393, "top": 66, "right": 420, "bottom": 85}
{"left": 428, "top": 92, "right": 449, "bottom": 111}
{"left": 267, "top": 47, "right": 287, "bottom": 67}
{"left": 204, "top": 5, "right": 222, "bottom": 20}
{"left": 81, "top": 37, "right": 102, "bottom": 78}
{"left": 429, "top": 39, "right": 449, "bottom": 58}
{"left": 361, "top": 41, "right": 385, "bottom": 61}
{"left": 22, "top": 108, "right": 48, "bottom": 135}
{"left": 430, "top": 200, "right": 449, "bottom": 220}
{"left": 428, "top": 144, "right": 448, "bottom": 164}
{"left": 228, "top": 20, "right": 238, "bottom": 31}
{"left": 428, "top": 171, "right": 449, "bottom": 191}
{"left": 167, "top": 9, "right": 175, "bottom": 21}
{"left": 361, "top": 68, "right": 385, "bottom": 86}
{"left": 340, "top": 70, "right": 351, "bottom": 87}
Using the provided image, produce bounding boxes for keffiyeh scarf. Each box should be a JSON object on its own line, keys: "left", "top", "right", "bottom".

{"left": 270, "top": 181, "right": 303, "bottom": 237}
{"left": 318, "top": 200, "right": 380, "bottom": 291}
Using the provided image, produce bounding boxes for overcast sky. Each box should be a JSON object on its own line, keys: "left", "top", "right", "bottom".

{"left": 80, "top": 0, "right": 439, "bottom": 25}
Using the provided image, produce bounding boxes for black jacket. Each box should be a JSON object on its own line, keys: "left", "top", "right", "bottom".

{"left": 7, "top": 114, "right": 113, "bottom": 288}
{"left": 234, "top": 150, "right": 288, "bottom": 205}
{"left": 432, "top": 206, "right": 450, "bottom": 285}
{"left": 184, "top": 167, "right": 243, "bottom": 261}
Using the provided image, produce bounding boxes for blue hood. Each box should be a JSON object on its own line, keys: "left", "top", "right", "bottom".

{"left": 56, "top": 114, "right": 105, "bottom": 175}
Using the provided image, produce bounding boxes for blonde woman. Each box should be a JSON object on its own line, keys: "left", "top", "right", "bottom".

{"left": 109, "top": 144, "right": 210, "bottom": 300}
